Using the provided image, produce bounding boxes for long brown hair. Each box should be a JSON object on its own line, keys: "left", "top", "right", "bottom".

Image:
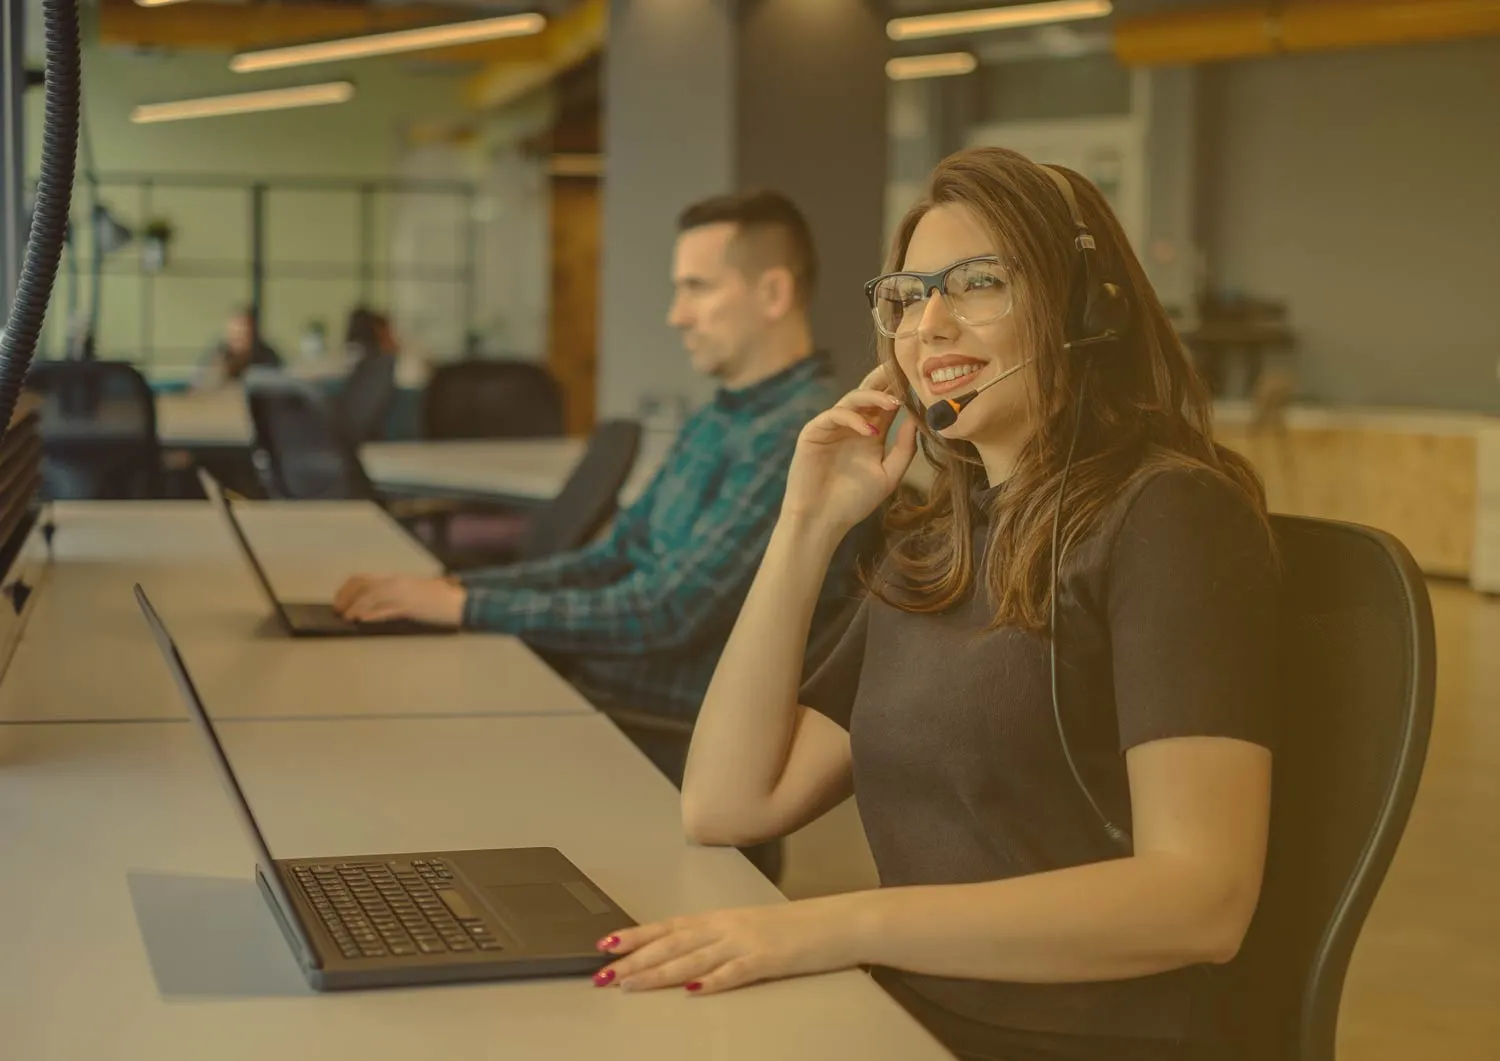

{"left": 870, "top": 146, "right": 1268, "bottom": 631}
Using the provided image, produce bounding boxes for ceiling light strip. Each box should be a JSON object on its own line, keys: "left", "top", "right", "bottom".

{"left": 886, "top": 52, "right": 979, "bottom": 79}
{"left": 130, "top": 82, "right": 356, "bottom": 124}
{"left": 888, "top": 1, "right": 1112, "bottom": 42}
{"left": 230, "top": 13, "right": 547, "bottom": 73}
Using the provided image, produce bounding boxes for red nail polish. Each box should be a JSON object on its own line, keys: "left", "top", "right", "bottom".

{"left": 597, "top": 935, "right": 620, "bottom": 951}
{"left": 685, "top": 981, "right": 703, "bottom": 992}
{"left": 593, "top": 968, "right": 615, "bottom": 987}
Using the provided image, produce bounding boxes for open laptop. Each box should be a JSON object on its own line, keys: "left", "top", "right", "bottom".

{"left": 134, "top": 582, "right": 634, "bottom": 991}
{"left": 197, "top": 466, "right": 451, "bottom": 637}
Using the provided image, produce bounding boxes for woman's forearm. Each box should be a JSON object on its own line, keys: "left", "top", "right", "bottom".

{"left": 840, "top": 853, "right": 1254, "bottom": 984}
{"left": 681, "top": 515, "right": 844, "bottom": 839}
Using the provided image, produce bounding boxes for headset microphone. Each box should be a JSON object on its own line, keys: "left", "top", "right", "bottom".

{"left": 924, "top": 358, "right": 1033, "bottom": 431}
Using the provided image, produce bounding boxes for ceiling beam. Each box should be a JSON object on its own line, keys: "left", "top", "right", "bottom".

{"left": 465, "top": 0, "right": 604, "bottom": 111}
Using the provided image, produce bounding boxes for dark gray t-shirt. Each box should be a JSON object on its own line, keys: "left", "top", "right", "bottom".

{"left": 801, "top": 464, "right": 1280, "bottom": 1043}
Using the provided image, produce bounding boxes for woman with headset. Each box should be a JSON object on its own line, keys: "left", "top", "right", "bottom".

{"left": 591, "top": 147, "right": 1279, "bottom": 1061}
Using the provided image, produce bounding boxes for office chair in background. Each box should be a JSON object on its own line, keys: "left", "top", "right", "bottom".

{"left": 26, "top": 359, "right": 161, "bottom": 500}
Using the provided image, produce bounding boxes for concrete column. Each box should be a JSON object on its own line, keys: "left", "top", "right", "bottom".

{"left": 600, "top": 0, "right": 888, "bottom": 422}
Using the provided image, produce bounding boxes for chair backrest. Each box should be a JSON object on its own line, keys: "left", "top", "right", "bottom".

{"left": 516, "top": 419, "right": 642, "bottom": 561}
{"left": 24, "top": 359, "right": 160, "bottom": 499}
{"left": 244, "top": 374, "right": 377, "bottom": 501}
{"left": 1223, "top": 514, "right": 1436, "bottom": 1061}
{"left": 421, "top": 359, "right": 565, "bottom": 440}
{"left": 336, "top": 352, "right": 397, "bottom": 444}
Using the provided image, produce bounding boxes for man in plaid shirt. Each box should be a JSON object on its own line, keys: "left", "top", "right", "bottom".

{"left": 334, "top": 191, "right": 862, "bottom": 719}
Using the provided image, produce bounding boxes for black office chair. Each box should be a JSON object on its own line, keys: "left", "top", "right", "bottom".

{"left": 25, "top": 359, "right": 161, "bottom": 499}
{"left": 335, "top": 353, "right": 398, "bottom": 445}
{"left": 245, "top": 374, "right": 378, "bottom": 501}
{"left": 1222, "top": 514, "right": 1436, "bottom": 1061}
{"left": 590, "top": 590, "right": 869, "bottom": 886}
{"left": 432, "top": 419, "right": 644, "bottom": 570}
{"left": 516, "top": 419, "right": 642, "bottom": 561}
{"left": 421, "top": 359, "right": 565, "bottom": 440}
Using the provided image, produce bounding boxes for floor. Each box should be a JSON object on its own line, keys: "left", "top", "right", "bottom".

{"left": 778, "top": 581, "right": 1500, "bottom": 1061}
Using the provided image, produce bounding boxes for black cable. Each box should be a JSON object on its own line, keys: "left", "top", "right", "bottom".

{"left": 1049, "top": 360, "right": 1131, "bottom": 851}
{"left": 79, "top": 82, "right": 100, "bottom": 350}
{"left": 0, "top": 0, "right": 80, "bottom": 435}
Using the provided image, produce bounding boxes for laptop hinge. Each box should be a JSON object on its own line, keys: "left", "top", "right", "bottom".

{"left": 257, "top": 863, "right": 325, "bottom": 971}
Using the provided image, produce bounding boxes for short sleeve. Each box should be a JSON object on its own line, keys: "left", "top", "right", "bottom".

{"left": 1107, "top": 468, "right": 1280, "bottom": 752}
{"left": 799, "top": 597, "right": 871, "bottom": 730}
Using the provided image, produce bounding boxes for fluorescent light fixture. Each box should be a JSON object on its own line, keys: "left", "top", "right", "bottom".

{"left": 130, "top": 82, "right": 356, "bottom": 124}
{"left": 886, "top": 52, "right": 979, "bottom": 80}
{"left": 230, "top": 13, "right": 547, "bottom": 74}
{"left": 134, "top": 0, "right": 193, "bottom": 7}
{"left": 888, "top": 1, "right": 1112, "bottom": 42}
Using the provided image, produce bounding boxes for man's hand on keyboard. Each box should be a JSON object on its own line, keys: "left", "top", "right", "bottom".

{"left": 333, "top": 574, "right": 466, "bottom": 627}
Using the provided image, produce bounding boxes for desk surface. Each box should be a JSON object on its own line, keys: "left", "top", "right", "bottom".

{"left": 0, "top": 502, "right": 596, "bottom": 723}
{"left": 1211, "top": 399, "right": 1497, "bottom": 437}
{"left": 363, "top": 435, "right": 673, "bottom": 508}
{"left": 0, "top": 715, "right": 949, "bottom": 1060}
{"left": 156, "top": 386, "right": 254, "bottom": 447}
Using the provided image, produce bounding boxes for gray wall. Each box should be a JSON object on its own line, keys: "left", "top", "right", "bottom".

{"left": 1142, "top": 66, "right": 1197, "bottom": 317}
{"left": 599, "top": 0, "right": 736, "bottom": 422}
{"left": 1200, "top": 37, "right": 1500, "bottom": 411}
{"left": 737, "top": 0, "right": 889, "bottom": 387}
{"left": 599, "top": 0, "right": 888, "bottom": 423}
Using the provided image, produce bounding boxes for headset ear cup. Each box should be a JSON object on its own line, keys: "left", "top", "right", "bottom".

{"left": 1083, "top": 282, "right": 1131, "bottom": 342}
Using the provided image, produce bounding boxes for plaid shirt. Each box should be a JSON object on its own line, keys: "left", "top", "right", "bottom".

{"left": 458, "top": 351, "right": 861, "bottom": 716}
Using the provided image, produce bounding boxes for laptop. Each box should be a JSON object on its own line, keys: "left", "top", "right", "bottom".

{"left": 197, "top": 467, "right": 452, "bottom": 637}
{"left": 133, "top": 582, "right": 635, "bottom": 991}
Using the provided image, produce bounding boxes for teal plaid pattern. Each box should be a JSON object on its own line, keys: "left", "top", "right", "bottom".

{"left": 458, "top": 352, "right": 858, "bottom": 716}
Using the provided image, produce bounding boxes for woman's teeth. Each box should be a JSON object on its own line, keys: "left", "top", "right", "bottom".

{"left": 929, "top": 363, "right": 982, "bottom": 384}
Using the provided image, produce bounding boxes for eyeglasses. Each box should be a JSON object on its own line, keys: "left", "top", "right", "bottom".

{"left": 864, "top": 255, "right": 1015, "bottom": 339}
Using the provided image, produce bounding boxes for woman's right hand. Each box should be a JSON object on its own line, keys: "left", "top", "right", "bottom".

{"left": 781, "top": 364, "right": 919, "bottom": 535}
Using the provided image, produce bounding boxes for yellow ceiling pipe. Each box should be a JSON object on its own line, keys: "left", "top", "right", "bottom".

{"left": 465, "top": 0, "right": 605, "bottom": 111}
{"left": 1114, "top": 0, "right": 1500, "bottom": 66}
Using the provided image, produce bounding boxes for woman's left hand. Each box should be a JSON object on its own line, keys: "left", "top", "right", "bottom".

{"left": 594, "top": 897, "right": 867, "bottom": 995}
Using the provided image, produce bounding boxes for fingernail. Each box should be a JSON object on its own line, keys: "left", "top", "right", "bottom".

{"left": 597, "top": 935, "right": 620, "bottom": 951}
{"left": 866, "top": 423, "right": 879, "bottom": 435}
{"left": 593, "top": 968, "right": 615, "bottom": 987}
{"left": 685, "top": 981, "right": 703, "bottom": 992}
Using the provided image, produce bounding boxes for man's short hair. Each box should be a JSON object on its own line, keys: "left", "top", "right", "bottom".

{"left": 677, "top": 190, "right": 817, "bottom": 306}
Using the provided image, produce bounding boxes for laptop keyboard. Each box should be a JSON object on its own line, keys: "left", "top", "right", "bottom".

{"left": 291, "top": 858, "right": 504, "bottom": 961}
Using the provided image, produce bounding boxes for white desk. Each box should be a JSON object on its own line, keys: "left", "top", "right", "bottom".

{"left": 0, "top": 714, "right": 950, "bottom": 1060}
{"left": 156, "top": 386, "right": 255, "bottom": 447}
{"left": 362, "top": 435, "right": 673, "bottom": 509}
{"left": 151, "top": 357, "right": 430, "bottom": 449}
{"left": 0, "top": 502, "right": 597, "bottom": 723}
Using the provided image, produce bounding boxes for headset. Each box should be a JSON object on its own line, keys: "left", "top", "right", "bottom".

{"left": 924, "top": 163, "right": 1134, "bottom": 851}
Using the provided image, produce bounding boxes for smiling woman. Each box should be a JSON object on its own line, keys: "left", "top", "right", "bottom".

{"left": 601, "top": 146, "right": 1280, "bottom": 1061}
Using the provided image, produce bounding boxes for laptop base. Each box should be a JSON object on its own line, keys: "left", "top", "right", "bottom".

{"left": 260, "top": 846, "right": 632, "bottom": 992}
{"left": 278, "top": 602, "right": 452, "bottom": 638}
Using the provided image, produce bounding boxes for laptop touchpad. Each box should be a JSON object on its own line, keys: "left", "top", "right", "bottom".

{"left": 484, "top": 882, "right": 593, "bottom": 926}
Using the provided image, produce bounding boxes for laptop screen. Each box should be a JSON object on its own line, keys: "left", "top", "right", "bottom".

{"left": 133, "top": 582, "right": 320, "bottom": 967}
{"left": 196, "top": 467, "right": 289, "bottom": 621}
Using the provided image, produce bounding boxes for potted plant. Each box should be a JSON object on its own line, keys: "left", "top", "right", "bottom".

{"left": 141, "top": 218, "right": 173, "bottom": 273}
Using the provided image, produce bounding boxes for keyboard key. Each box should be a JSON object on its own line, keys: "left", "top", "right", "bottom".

{"left": 434, "top": 889, "right": 477, "bottom": 920}
{"left": 477, "top": 940, "right": 504, "bottom": 950}
{"left": 417, "top": 940, "right": 446, "bottom": 954}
